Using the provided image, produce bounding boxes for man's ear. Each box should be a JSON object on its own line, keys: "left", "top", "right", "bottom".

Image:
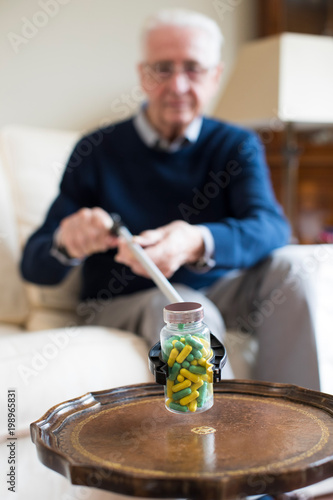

{"left": 214, "top": 62, "right": 224, "bottom": 85}
{"left": 209, "top": 62, "right": 224, "bottom": 98}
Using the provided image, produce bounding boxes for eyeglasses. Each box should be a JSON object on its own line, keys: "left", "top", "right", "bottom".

{"left": 143, "top": 61, "right": 214, "bottom": 82}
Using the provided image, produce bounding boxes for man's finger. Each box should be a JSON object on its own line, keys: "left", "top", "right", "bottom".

{"left": 133, "top": 228, "right": 164, "bottom": 247}
{"left": 105, "top": 234, "right": 119, "bottom": 248}
{"left": 91, "top": 207, "right": 114, "bottom": 230}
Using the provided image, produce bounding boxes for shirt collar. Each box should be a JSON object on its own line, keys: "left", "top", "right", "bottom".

{"left": 133, "top": 105, "right": 203, "bottom": 153}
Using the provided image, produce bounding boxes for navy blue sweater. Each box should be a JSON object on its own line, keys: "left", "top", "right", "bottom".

{"left": 20, "top": 117, "right": 290, "bottom": 300}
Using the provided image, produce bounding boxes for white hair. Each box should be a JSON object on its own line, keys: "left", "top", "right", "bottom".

{"left": 141, "top": 8, "right": 224, "bottom": 65}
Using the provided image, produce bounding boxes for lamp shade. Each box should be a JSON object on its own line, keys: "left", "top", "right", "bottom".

{"left": 215, "top": 33, "right": 333, "bottom": 128}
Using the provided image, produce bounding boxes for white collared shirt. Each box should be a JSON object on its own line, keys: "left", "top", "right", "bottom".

{"left": 133, "top": 106, "right": 203, "bottom": 152}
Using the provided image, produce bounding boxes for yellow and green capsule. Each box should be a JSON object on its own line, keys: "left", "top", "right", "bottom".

{"left": 180, "top": 368, "right": 200, "bottom": 383}
{"left": 169, "top": 362, "right": 181, "bottom": 381}
{"left": 191, "top": 379, "right": 204, "bottom": 392}
{"left": 191, "top": 348, "right": 202, "bottom": 360}
{"left": 168, "top": 348, "right": 179, "bottom": 367}
{"left": 189, "top": 400, "right": 198, "bottom": 412}
{"left": 180, "top": 390, "right": 199, "bottom": 406}
{"left": 185, "top": 335, "right": 203, "bottom": 350}
{"left": 207, "top": 366, "right": 213, "bottom": 383}
{"left": 162, "top": 341, "right": 174, "bottom": 361}
{"left": 198, "top": 357, "right": 206, "bottom": 367}
{"left": 169, "top": 401, "right": 188, "bottom": 412}
{"left": 189, "top": 365, "right": 206, "bottom": 375}
{"left": 172, "top": 387, "right": 192, "bottom": 401}
{"left": 197, "top": 381, "right": 208, "bottom": 407}
{"left": 166, "top": 379, "right": 174, "bottom": 398}
{"left": 172, "top": 379, "right": 191, "bottom": 392}
{"left": 174, "top": 341, "right": 185, "bottom": 351}
{"left": 176, "top": 344, "right": 192, "bottom": 364}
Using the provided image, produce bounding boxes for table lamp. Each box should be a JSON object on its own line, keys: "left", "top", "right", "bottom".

{"left": 214, "top": 32, "right": 333, "bottom": 235}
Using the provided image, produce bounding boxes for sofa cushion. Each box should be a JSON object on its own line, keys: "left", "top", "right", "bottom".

{"left": 24, "top": 306, "right": 79, "bottom": 332}
{"left": 24, "top": 266, "right": 82, "bottom": 319}
{"left": 0, "top": 326, "right": 153, "bottom": 439}
{"left": 0, "top": 125, "right": 80, "bottom": 245}
{"left": 0, "top": 125, "right": 81, "bottom": 318}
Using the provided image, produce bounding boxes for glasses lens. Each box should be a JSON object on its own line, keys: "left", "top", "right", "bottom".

{"left": 184, "top": 62, "right": 210, "bottom": 80}
{"left": 145, "top": 61, "right": 211, "bottom": 81}
{"left": 152, "top": 62, "right": 173, "bottom": 78}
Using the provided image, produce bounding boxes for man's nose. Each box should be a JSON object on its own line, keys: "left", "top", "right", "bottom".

{"left": 167, "top": 71, "right": 191, "bottom": 93}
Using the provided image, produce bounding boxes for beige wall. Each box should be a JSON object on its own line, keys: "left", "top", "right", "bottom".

{"left": 0, "top": 0, "right": 258, "bottom": 132}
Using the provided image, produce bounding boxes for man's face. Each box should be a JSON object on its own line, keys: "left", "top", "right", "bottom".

{"left": 138, "top": 25, "right": 223, "bottom": 138}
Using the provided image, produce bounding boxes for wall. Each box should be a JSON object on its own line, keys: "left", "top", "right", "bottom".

{"left": 0, "top": 0, "right": 258, "bottom": 132}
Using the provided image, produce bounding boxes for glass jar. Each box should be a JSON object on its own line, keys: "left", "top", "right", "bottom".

{"left": 160, "top": 302, "right": 214, "bottom": 414}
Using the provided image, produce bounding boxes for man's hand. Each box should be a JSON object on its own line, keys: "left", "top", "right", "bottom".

{"left": 115, "top": 220, "right": 205, "bottom": 278}
{"left": 57, "top": 207, "right": 118, "bottom": 259}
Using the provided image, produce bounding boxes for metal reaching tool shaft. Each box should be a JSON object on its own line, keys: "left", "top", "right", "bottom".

{"left": 111, "top": 214, "right": 183, "bottom": 304}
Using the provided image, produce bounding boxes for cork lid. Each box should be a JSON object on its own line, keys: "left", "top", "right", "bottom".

{"left": 163, "top": 302, "right": 204, "bottom": 323}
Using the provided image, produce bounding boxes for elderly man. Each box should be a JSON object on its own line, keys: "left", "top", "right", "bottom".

{"left": 21, "top": 9, "right": 319, "bottom": 389}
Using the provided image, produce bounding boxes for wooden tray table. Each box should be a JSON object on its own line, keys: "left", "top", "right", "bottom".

{"left": 30, "top": 380, "right": 333, "bottom": 499}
